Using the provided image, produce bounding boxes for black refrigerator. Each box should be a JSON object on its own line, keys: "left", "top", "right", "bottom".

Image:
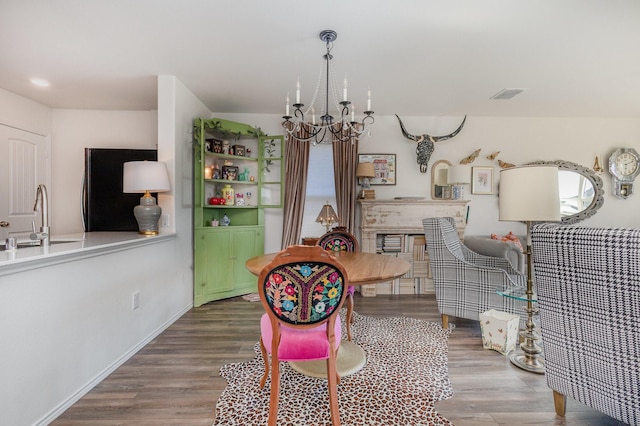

{"left": 83, "top": 148, "right": 157, "bottom": 232}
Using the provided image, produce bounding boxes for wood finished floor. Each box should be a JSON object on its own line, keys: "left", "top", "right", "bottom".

{"left": 52, "top": 294, "right": 625, "bottom": 426}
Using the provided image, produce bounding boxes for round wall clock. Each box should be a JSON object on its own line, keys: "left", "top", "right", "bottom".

{"left": 608, "top": 148, "right": 640, "bottom": 199}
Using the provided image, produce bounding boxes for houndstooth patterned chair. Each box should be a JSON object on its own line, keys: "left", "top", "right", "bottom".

{"left": 423, "top": 217, "right": 528, "bottom": 329}
{"left": 532, "top": 224, "right": 640, "bottom": 425}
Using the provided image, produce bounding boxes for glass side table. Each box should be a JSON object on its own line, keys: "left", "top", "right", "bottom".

{"left": 496, "top": 286, "right": 545, "bottom": 374}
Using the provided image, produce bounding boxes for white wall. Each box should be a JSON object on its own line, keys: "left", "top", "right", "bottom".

{"left": 0, "top": 240, "right": 186, "bottom": 426}
{"left": 51, "top": 109, "right": 158, "bottom": 234}
{"left": 364, "top": 115, "right": 640, "bottom": 235}
{"left": 206, "top": 113, "right": 640, "bottom": 248}
{"left": 0, "top": 81, "right": 195, "bottom": 425}
{"left": 0, "top": 87, "right": 52, "bottom": 136}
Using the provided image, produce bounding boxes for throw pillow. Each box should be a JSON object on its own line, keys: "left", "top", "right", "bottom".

{"left": 491, "top": 232, "right": 524, "bottom": 252}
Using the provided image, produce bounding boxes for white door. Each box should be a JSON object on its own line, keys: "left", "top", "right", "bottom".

{"left": 0, "top": 124, "right": 48, "bottom": 241}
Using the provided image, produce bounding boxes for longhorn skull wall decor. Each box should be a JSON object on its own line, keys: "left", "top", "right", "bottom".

{"left": 395, "top": 114, "right": 467, "bottom": 173}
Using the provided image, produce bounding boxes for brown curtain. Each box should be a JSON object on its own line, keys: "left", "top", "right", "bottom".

{"left": 332, "top": 128, "right": 359, "bottom": 232}
{"left": 281, "top": 122, "right": 311, "bottom": 248}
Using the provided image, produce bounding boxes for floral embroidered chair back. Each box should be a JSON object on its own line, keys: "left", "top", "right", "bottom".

{"left": 317, "top": 226, "right": 360, "bottom": 253}
{"left": 316, "top": 226, "right": 359, "bottom": 340}
{"left": 260, "top": 245, "right": 347, "bottom": 326}
{"left": 257, "top": 245, "right": 349, "bottom": 425}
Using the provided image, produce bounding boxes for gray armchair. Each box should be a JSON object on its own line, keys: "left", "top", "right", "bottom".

{"left": 423, "top": 217, "right": 528, "bottom": 329}
{"left": 532, "top": 224, "right": 640, "bottom": 424}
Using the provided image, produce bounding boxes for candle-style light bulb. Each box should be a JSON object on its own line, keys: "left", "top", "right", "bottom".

{"left": 296, "top": 78, "right": 300, "bottom": 104}
{"left": 343, "top": 75, "right": 348, "bottom": 101}
{"left": 285, "top": 95, "right": 290, "bottom": 116}
{"left": 311, "top": 107, "right": 316, "bottom": 125}
{"left": 367, "top": 88, "right": 372, "bottom": 111}
{"left": 351, "top": 104, "right": 355, "bottom": 122}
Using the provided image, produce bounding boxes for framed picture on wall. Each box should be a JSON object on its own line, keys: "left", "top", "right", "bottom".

{"left": 357, "top": 153, "right": 396, "bottom": 185}
{"left": 471, "top": 166, "right": 494, "bottom": 194}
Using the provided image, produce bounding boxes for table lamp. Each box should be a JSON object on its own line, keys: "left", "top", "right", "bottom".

{"left": 499, "top": 164, "right": 560, "bottom": 373}
{"left": 356, "top": 162, "right": 376, "bottom": 199}
{"left": 447, "top": 165, "right": 470, "bottom": 200}
{"left": 123, "top": 161, "right": 171, "bottom": 235}
{"left": 315, "top": 201, "right": 339, "bottom": 233}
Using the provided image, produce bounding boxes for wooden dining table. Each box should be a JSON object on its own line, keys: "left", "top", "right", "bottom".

{"left": 245, "top": 250, "right": 411, "bottom": 286}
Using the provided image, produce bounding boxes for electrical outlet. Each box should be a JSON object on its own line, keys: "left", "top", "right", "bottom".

{"left": 161, "top": 214, "right": 170, "bottom": 227}
{"left": 132, "top": 291, "right": 140, "bottom": 310}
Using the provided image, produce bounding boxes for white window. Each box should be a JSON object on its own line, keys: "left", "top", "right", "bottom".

{"left": 300, "top": 144, "right": 337, "bottom": 239}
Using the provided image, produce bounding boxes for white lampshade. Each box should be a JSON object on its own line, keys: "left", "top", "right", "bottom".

{"left": 447, "top": 165, "right": 471, "bottom": 185}
{"left": 123, "top": 161, "right": 171, "bottom": 193}
{"left": 499, "top": 165, "right": 561, "bottom": 222}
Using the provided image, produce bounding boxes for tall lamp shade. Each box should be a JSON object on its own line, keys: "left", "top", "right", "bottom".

{"left": 123, "top": 161, "right": 171, "bottom": 235}
{"left": 498, "top": 164, "right": 560, "bottom": 374}
{"left": 499, "top": 165, "right": 560, "bottom": 224}
{"left": 356, "top": 162, "right": 375, "bottom": 188}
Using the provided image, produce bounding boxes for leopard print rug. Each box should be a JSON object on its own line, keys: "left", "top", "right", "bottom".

{"left": 213, "top": 312, "right": 454, "bottom": 426}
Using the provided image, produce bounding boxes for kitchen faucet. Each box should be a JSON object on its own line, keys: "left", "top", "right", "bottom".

{"left": 31, "top": 184, "right": 50, "bottom": 246}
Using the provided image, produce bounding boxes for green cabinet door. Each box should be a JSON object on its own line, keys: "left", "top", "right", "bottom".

{"left": 232, "top": 227, "right": 264, "bottom": 295}
{"left": 194, "top": 226, "right": 263, "bottom": 307}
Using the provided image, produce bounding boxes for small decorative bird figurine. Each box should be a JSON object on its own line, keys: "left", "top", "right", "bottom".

{"left": 498, "top": 159, "right": 515, "bottom": 169}
{"left": 487, "top": 151, "right": 501, "bottom": 160}
{"left": 460, "top": 149, "right": 481, "bottom": 164}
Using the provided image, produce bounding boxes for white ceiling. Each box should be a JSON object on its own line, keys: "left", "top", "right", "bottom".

{"left": 2, "top": 0, "right": 640, "bottom": 117}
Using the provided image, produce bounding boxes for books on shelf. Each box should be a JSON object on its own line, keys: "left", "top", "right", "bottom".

{"left": 360, "top": 189, "right": 376, "bottom": 199}
{"left": 373, "top": 233, "right": 431, "bottom": 294}
{"left": 383, "top": 234, "right": 403, "bottom": 252}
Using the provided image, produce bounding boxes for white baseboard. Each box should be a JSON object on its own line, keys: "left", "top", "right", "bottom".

{"left": 35, "top": 302, "right": 193, "bottom": 426}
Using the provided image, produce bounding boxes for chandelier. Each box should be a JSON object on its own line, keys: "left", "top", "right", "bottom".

{"left": 282, "top": 30, "right": 374, "bottom": 144}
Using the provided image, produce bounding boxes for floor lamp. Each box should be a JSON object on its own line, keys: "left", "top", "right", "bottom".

{"left": 499, "top": 165, "right": 560, "bottom": 373}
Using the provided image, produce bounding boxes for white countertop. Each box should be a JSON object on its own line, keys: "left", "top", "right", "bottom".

{"left": 0, "top": 231, "right": 176, "bottom": 276}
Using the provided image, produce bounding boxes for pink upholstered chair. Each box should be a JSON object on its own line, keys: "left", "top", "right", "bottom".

{"left": 316, "top": 226, "right": 359, "bottom": 341}
{"left": 258, "top": 245, "right": 348, "bottom": 426}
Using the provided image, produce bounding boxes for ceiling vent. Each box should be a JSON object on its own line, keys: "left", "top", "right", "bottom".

{"left": 490, "top": 89, "right": 524, "bottom": 100}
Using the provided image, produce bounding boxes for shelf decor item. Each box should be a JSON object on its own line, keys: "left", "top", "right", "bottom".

{"left": 211, "top": 139, "right": 223, "bottom": 153}
{"left": 122, "top": 161, "right": 171, "bottom": 235}
{"left": 222, "top": 166, "right": 238, "bottom": 181}
{"left": 448, "top": 165, "right": 471, "bottom": 200}
{"left": 204, "top": 166, "right": 213, "bottom": 180}
{"left": 222, "top": 184, "right": 235, "bottom": 205}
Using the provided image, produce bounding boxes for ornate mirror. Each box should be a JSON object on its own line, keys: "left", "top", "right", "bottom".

{"left": 431, "top": 160, "right": 452, "bottom": 199}
{"left": 527, "top": 160, "right": 604, "bottom": 224}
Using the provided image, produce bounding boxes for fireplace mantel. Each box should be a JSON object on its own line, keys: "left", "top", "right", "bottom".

{"left": 358, "top": 199, "right": 469, "bottom": 296}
